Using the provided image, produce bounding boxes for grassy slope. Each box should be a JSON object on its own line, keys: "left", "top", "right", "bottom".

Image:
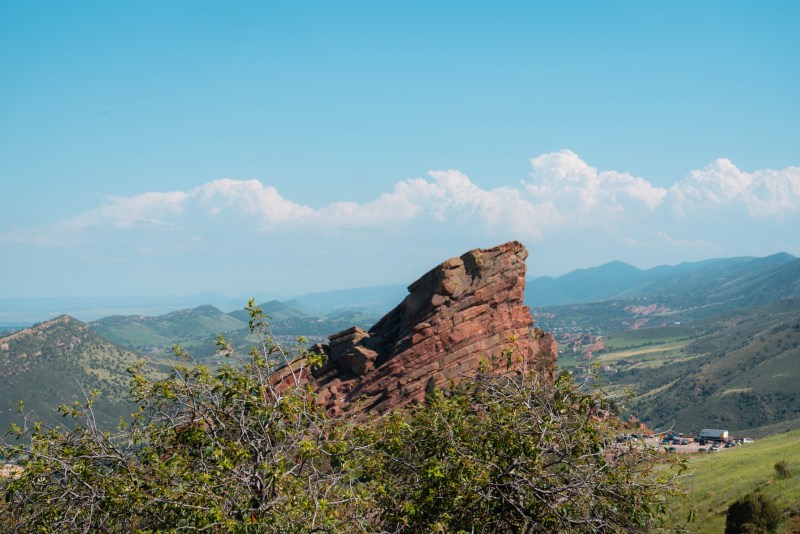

{"left": 667, "top": 429, "right": 800, "bottom": 533}
{"left": 90, "top": 305, "right": 247, "bottom": 349}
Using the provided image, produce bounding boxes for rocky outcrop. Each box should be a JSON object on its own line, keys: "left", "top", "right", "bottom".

{"left": 273, "top": 241, "right": 557, "bottom": 417}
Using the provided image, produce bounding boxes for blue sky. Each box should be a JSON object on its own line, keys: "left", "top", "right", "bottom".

{"left": 1, "top": 1, "right": 799, "bottom": 299}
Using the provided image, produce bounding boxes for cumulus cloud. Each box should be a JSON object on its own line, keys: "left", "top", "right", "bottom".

{"left": 4, "top": 151, "right": 798, "bottom": 255}
{"left": 668, "top": 158, "right": 800, "bottom": 218}
{"left": 524, "top": 150, "right": 668, "bottom": 225}
{"left": 193, "top": 179, "right": 314, "bottom": 226}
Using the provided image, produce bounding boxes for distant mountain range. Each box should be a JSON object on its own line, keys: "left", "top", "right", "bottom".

{"left": 530, "top": 253, "right": 800, "bottom": 335}
{"left": 526, "top": 252, "right": 798, "bottom": 306}
{"left": 286, "top": 285, "right": 407, "bottom": 315}
{"left": 0, "top": 293, "right": 263, "bottom": 325}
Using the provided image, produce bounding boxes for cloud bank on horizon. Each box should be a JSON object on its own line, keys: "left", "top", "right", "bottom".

{"left": 2, "top": 150, "right": 798, "bottom": 297}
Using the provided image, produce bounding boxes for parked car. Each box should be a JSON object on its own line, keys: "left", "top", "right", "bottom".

{"left": 668, "top": 447, "right": 677, "bottom": 452}
{"left": 681, "top": 438, "right": 689, "bottom": 445}
{"left": 710, "top": 444, "right": 720, "bottom": 451}
{"left": 697, "top": 447, "right": 707, "bottom": 453}
{"left": 672, "top": 439, "right": 681, "bottom": 445}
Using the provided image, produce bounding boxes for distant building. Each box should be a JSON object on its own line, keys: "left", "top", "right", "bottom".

{"left": 698, "top": 428, "right": 729, "bottom": 441}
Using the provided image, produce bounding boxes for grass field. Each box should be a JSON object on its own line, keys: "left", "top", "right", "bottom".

{"left": 602, "top": 325, "right": 702, "bottom": 350}
{"left": 666, "top": 429, "right": 800, "bottom": 533}
{"left": 598, "top": 341, "right": 690, "bottom": 360}
{"left": 555, "top": 339, "right": 694, "bottom": 371}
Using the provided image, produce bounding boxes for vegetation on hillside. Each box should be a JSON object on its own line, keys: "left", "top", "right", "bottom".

{"left": 89, "top": 302, "right": 384, "bottom": 360}
{"left": 553, "top": 297, "right": 800, "bottom": 435}
{"left": 725, "top": 492, "right": 784, "bottom": 534}
{"left": 0, "top": 303, "right": 683, "bottom": 532}
{"left": 89, "top": 304, "right": 247, "bottom": 351}
{"left": 0, "top": 316, "right": 154, "bottom": 432}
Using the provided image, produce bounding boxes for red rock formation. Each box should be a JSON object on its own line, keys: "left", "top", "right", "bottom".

{"left": 273, "top": 241, "right": 557, "bottom": 417}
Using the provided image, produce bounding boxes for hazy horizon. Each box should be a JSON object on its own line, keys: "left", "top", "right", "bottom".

{"left": 2, "top": 248, "right": 796, "bottom": 325}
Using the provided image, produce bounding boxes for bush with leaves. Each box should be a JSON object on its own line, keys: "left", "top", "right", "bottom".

{"left": 725, "top": 492, "right": 784, "bottom": 534}
{"left": 0, "top": 301, "right": 371, "bottom": 532}
{"left": 774, "top": 459, "right": 792, "bottom": 480}
{"left": 358, "top": 359, "right": 684, "bottom": 533}
{"left": 1, "top": 301, "right": 684, "bottom": 532}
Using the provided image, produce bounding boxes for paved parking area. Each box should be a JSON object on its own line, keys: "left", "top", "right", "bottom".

{"left": 642, "top": 437, "right": 737, "bottom": 453}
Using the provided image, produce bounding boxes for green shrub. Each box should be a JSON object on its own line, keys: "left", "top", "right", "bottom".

{"left": 725, "top": 492, "right": 784, "bottom": 534}
{"left": 360, "top": 368, "right": 685, "bottom": 532}
{"left": 775, "top": 459, "right": 792, "bottom": 479}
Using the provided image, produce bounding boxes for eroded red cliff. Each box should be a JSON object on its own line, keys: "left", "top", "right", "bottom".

{"left": 273, "top": 241, "right": 557, "bottom": 416}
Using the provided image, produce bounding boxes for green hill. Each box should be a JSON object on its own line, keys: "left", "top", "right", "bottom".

{"left": 270, "top": 307, "right": 380, "bottom": 337}
{"left": 0, "top": 316, "right": 150, "bottom": 432}
{"left": 666, "top": 429, "right": 800, "bottom": 533}
{"left": 87, "top": 299, "right": 384, "bottom": 362}
{"left": 535, "top": 258, "right": 800, "bottom": 337}
{"left": 90, "top": 305, "right": 246, "bottom": 351}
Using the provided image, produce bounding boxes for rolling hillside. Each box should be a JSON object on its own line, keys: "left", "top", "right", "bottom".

{"left": 0, "top": 316, "right": 148, "bottom": 432}
{"left": 554, "top": 297, "right": 800, "bottom": 436}
{"left": 90, "top": 305, "right": 246, "bottom": 351}
{"left": 85, "top": 297, "right": 386, "bottom": 361}
{"left": 624, "top": 298, "right": 800, "bottom": 433}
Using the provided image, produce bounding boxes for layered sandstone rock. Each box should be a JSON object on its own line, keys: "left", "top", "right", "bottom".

{"left": 273, "top": 241, "right": 557, "bottom": 417}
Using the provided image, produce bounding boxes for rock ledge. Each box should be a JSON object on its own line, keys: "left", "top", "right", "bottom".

{"left": 273, "top": 241, "right": 557, "bottom": 416}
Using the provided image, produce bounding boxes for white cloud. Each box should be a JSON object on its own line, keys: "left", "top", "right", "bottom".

{"left": 315, "top": 179, "right": 428, "bottom": 226}
{"left": 669, "top": 158, "right": 800, "bottom": 218}
{"left": 4, "top": 151, "right": 798, "bottom": 259}
{"left": 192, "top": 179, "right": 314, "bottom": 226}
{"left": 524, "top": 150, "right": 668, "bottom": 227}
